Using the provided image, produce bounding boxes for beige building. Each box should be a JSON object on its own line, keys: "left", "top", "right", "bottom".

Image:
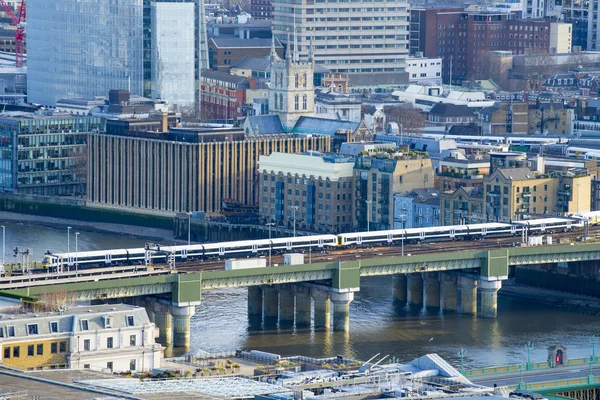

{"left": 440, "top": 186, "right": 485, "bottom": 225}
{"left": 478, "top": 102, "right": 529, "bottom": 135}
{"left": 528, "top": 102, "right": 573, "bottom": 135}
{"left": 484, "top": 168, "right": 591, "bottom": 221}
{"left": 259, "top": 152, "right": 355, "bottom": 233}
{"left": 87, "top": 128, "right": 330, "bottom": 215}
{"left": 354, "top": 152, "right": 435, "bottom": 230}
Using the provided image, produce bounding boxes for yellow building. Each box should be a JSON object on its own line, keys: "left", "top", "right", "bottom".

{"left": 483, "top": 168, "right": 590, "bottom": 222}
{"left": 440, "top": 186, "right": 485, "bottom": 225}
{"left": 354, "top": 152, "right": 435, "bottom": 230}
{"left": 528, "top": 102, "right": 573, "bottom": 135}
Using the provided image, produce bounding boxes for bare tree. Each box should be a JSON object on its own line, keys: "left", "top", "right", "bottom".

{"left": 519, "top": 52, "right": 557, "bottom": 91}
{"left": 384, "top": 104, "right": 425, "bottom": 134}
{"left": 567, "top": 53, "right": 594, "bottom": 70}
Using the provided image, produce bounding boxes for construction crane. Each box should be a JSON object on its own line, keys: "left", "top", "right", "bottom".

{"left": 0, "top": 0, "right": 25, "bottom": 68}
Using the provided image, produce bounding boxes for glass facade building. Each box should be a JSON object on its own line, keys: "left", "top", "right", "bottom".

{"left": 0, "top": 113, "right": 104, "bottom": 196}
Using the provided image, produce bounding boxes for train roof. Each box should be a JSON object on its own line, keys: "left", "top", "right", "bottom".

{"left": 512, "top": 218, "right": 572, "bottom": 226}
{"left": 464, "top": 223, "right": 512, "bottom": 229}
{"left": 52, "top": 248, "right": 145, "bottom": 258}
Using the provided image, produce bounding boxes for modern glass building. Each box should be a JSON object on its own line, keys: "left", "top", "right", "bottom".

{"left": 27, "top": 0, "right": 198, "bottom": 109}
{"left": 27, "top": 0, "right": 145, "bottom": 106}
{"left": 0, "top": 112, "right": 104, "bottom": 196}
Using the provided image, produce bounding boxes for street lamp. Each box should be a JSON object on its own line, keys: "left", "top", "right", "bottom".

{"left": 67, "top": 226, "right": 72, "bottom": 270}
{"left": 457, "top": 348, "right": 467, "bottom": 374}
{"left": 1, "top": 225, "right": 5, "bottom": 270}
{"left": 366, "top": 200, "right": 373, "bottom": 232}
{"left": 591, "top": 336, "right": 598, "bottom": 361}
{"left": 266, "top": 222, "right": 275, "bottom": 267}
{"left": 525, "top": 341, "right": 534, "bottom": 370}
{"left": 75, "top": 232, "right": 80, "bottom": 277}
{"left": 399, "top": 213, "right": 406, "bottom": 256}
{"left": 518, "top": 362, "right": 525, "bottom": 389}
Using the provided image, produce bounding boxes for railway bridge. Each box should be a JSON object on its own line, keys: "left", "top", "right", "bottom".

{"left": 2, "top": 242, "right": 600, "bottom": 348}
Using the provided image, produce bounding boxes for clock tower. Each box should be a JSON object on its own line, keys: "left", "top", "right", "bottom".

{"left": 268, "top": 31, "right": 315, "bottom": 131}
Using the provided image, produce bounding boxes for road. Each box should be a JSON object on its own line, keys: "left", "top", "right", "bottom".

{"left": 469, "top": 364, "right": 600, "bottom": 388}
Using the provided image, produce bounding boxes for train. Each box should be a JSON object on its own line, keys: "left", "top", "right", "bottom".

{"left": 41, "top": 217, "right": 581, "bottom": 271}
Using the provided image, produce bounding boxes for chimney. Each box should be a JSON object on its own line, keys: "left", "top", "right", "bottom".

{"left": 161, "top": 112, "right": 169, "bottom": 133}
{"left": 249, "top": 77, "right": 257, "bottom": 89}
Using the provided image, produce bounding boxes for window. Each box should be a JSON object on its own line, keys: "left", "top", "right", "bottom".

{"left": 81, "top": 320, "right": 89, "bottom": 331}
{"left": 0, "top": 327, "right": 3, "bottom": 338}
{"left": 303, "top": 94, "right": 308, "bottom": 110}
{"left": 27, "top": 345, "right": 34, "bottom": 357}
{"left": 84, "top": 364, "right": 90, "bottom": 369}
{"left": 83, "top": 339, "right": 90, "bottom": 351}
{"left": 107, "top": 361, "right": 113, "bottom": 372}
{"left": 51, "top": 342, "right": 58, "bottom": 354}
{"left": 13, "top": 346, "right": 19, "bottom": 358}
{"left": 130, "top": 359, "right": 136, "bottom": 371}
{"left": 126, "top": 315, "right": 135, "bottom": 327}
{"left": 3, "top": 347, "right": 9, "bottom": 359}
{"left": 294, "top": 95, "right": 299, "bottom": 111}
{"left": 27, "top": 324, "right": 39, "bottom": 335}
{"left": 107, "top": 337, "right": 114, "bottom": 349}
{"left": 7, "top": 326, "right": 14, "bottom": 337}
{"left": 59, "top": 341, "right": 67, "bottom": 353}
{"left": 50, "top": 322, "right": 59, "bottom": 333}
{"left": 36, "top": 344, "right": 43, "bottom": 356}
{"left": 130, "top": 335, "right": 136, "bottom": 346}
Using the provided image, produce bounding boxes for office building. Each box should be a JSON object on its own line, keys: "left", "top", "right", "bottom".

{"left": 0, "top": 304, "right": 161, "bottom": 372}
{"left": 87, "top": 127, "right": 330, "bottom": 214}
{"left": 258, "top": 152, "right": 355, "bottom": 233}
{"left": 251, "top": 0, "right": 273, "bottom": 19}
{"left": 0, "top": 111, "right": 104, "bottom": 197}
{"left": 410, "top": 7, "right": 572, "bottom": 83}
{"left": 484, "top": 168, "right": 591, "bottom": 221}
{"left": 272, "top": 0, "right": 410, "bottom": 80}
{"left": 354, "top": 153, "right": 435, "bottom": 231}
{"left": 27, "top": 0, "right": 198, "bottom": 109}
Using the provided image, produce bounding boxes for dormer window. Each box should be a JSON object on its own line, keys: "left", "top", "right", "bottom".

{"left": 104, "top": 316, "right": 113, "bottom": 329}
{"left": 7, "top": 326, "right": 15, "bottom": 337}
{"left": 50, "top": 321, "right": 58, "bottom": 333}
{"left": 27, "top": 324, "right": 39, "bottom": 335}
{"left": 126, "top": 315, "right": 134, "bottom": 327}
{"left": 81, "top": 320, "right": 89, "bottom": 331}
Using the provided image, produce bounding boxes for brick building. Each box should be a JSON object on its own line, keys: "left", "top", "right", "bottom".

{"left": 410, "top": 8, "right": 572, "bottom": 84}
{"left": 200, "top": 70, "right": 250, "bottom": 121}
{"left": 208, "top": 38, "right": 283, "bottom": 72}
{"left": 250, "top": 0, "right": 272, "bottom": 19}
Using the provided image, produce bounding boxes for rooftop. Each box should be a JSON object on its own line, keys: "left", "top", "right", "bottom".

{"left": 497, "top": 167, "right": 538, "bottom": 180}
{"left": 210, "top": 37, "right": 282, "bottom": 49}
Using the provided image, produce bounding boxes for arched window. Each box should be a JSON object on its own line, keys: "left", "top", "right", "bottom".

{"left": 294, "top": 95, "right": 299, "bottom": 111}
{"left": 303, "top": 94, "right": 308, "bottom": 110}
{"left": 303, "top": 73, "right": 308, "bottom": 88}
{"left": 295, "top": 74, "right": 299, "bottom": 88}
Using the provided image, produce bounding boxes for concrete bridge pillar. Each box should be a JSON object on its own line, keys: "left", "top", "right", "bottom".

{"left": 393, "top": 275, "right": 407, "bottom": 304}
{"left": 311, "top": 288, "right": 330, "bottom": 329}
{"left": 278, "top": 285, "right": 295, "bottom": 324}
{"left": 262, "top": 286, "right": 279, "bottom": 321}
{"left": 439, "top": 273, "right": 458, "bottom": 312}
{"left": 171, "top": 305, "right": 196, "bottom": 348}
{"left": 478, "top": 279, "right": 502, "bottom": 318}
{"left": 331, "top": 292, "right": 354, "bottom": 332}
{"left": 457, "top": 276, "right": 478, "bottom": 315}
{"left": 247, "top": 286, "right": 263, "bottom": 318}
{"left": 153, "top": 302, "right": 172, "bottom": 346}
{"left": 294, "top": 285, "right": 312, "bottom": 328}
{"left": 423, "top": 272, "right": 441, "bottom": 309}
{"left": 407, "top": 273, "right": 423, "bottom": 306}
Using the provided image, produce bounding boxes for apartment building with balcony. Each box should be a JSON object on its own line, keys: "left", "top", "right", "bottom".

{"left": 436, "top": 152, "right": 490, "bottom": 191}
{"left": 353, "top": 152, "right": 434, "bottom": 231}
{"left": 440, "top": 186, "right": 485, "bottom": 225}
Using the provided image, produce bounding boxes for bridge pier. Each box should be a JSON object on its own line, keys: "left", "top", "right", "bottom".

{"left": 478, "top": 279, "right": 502, "bottom": 318}
{"left": 247, "top": 286, "right": 263, "bottom": 318}
{"left": 423, "top": 272, "right": 440, "bottom": 309}
{"left": 331, "top": 292, "right": 354, "bottom": 332}
{"left": 458, "top": 276, "right": 478, "bottom": 315}
{"left": 279, "top": 285, "right": 295, "bottom": 324}
{"left": 393, "top": 275, "right": 407, "bottom": 304}
{"left": 172, "top": 305, "right": 196, "bottom": 348}
{"left": 312, "top": 288, "right": 330, "bottom": 329}
{"left": 294, "top": 285, "right": 312, "bottom": 328}
{"left": 440, "top": 273, "right": 458, "bottom": 312}
{"left": 153, "top": 302, "right": 173, "bottom": 346}
{"left": 262, "top": 286, "right": 279, "bottom": 321}
{"left": 407, "top": 273, "right": 424, "bottom": 306}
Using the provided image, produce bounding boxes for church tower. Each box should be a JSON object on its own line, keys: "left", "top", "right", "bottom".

{"left": 268, "top": 28, "right": 315, "bottom": 131}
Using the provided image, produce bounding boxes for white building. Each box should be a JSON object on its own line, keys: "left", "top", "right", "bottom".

{"left": 392, "top": 85, "right": 495, "bottom": 112}
{"left": 0, "top": 304, "right": 162, "bottom": 373}
{"left": 272, "top": 0, "right": 409, "bottom": 80}
{"left": 315, "top": 91, "right": 362, "bottom": 123}
{"left": 405, "top": 57, "right": 442, "bottom": 85}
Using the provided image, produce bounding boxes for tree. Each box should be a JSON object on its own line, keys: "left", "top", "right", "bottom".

{"left": 519, "top": 51, "right": 557, "bottom": 91}
{"left": 384, "top": 104, "right": 425, "bottom": 134}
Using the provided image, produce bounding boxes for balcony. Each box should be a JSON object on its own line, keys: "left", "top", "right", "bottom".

{"left": 487, "top": 191, "right": 501, "bottom": 197}
{"left": 557, "top": 190, "right": 571, "bottom": 196}
{"left": 522, "top": 192, "right": 532, "bottom": 197}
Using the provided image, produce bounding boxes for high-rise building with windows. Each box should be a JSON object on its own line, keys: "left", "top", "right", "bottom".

{"left": 27, "top": 0, "right": 200, "bottom": 109}
{"left": 272, "top": 0, "right": 410, "bottom": 82}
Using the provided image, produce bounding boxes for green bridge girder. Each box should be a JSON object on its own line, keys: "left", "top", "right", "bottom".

{"left": 3, "top": 243, "right": 600, "bottom": 305}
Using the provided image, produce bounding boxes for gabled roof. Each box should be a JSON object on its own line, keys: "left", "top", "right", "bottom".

{"left": 231, "top": 56, "right": 271, "bottom": 71}
{"left": 209, "top": 37, "right": 283, "bottom": 49}
{"left": 291, "top": 116, "right": 359, "bottom": 135}
{"left": 246, "top": 115, "right": 284, "bottom": 135}
{"left": 201, "top": 70, "right": 250, "bottom": 87}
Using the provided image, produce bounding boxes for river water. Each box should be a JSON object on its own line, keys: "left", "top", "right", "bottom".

{"left": 4, "top": 220, "right": 600, "bottom": 369}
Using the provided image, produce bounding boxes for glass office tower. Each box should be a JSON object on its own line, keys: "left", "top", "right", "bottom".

{"left": 27, "top": 0, "right": 145, "bottom": 106}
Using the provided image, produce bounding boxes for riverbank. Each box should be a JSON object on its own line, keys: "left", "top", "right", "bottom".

{"left": 500, "top": 279, "right": 600, "bottom": 316}
{"left": 0, "top": 211, "right": 180, "bottom": 242}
